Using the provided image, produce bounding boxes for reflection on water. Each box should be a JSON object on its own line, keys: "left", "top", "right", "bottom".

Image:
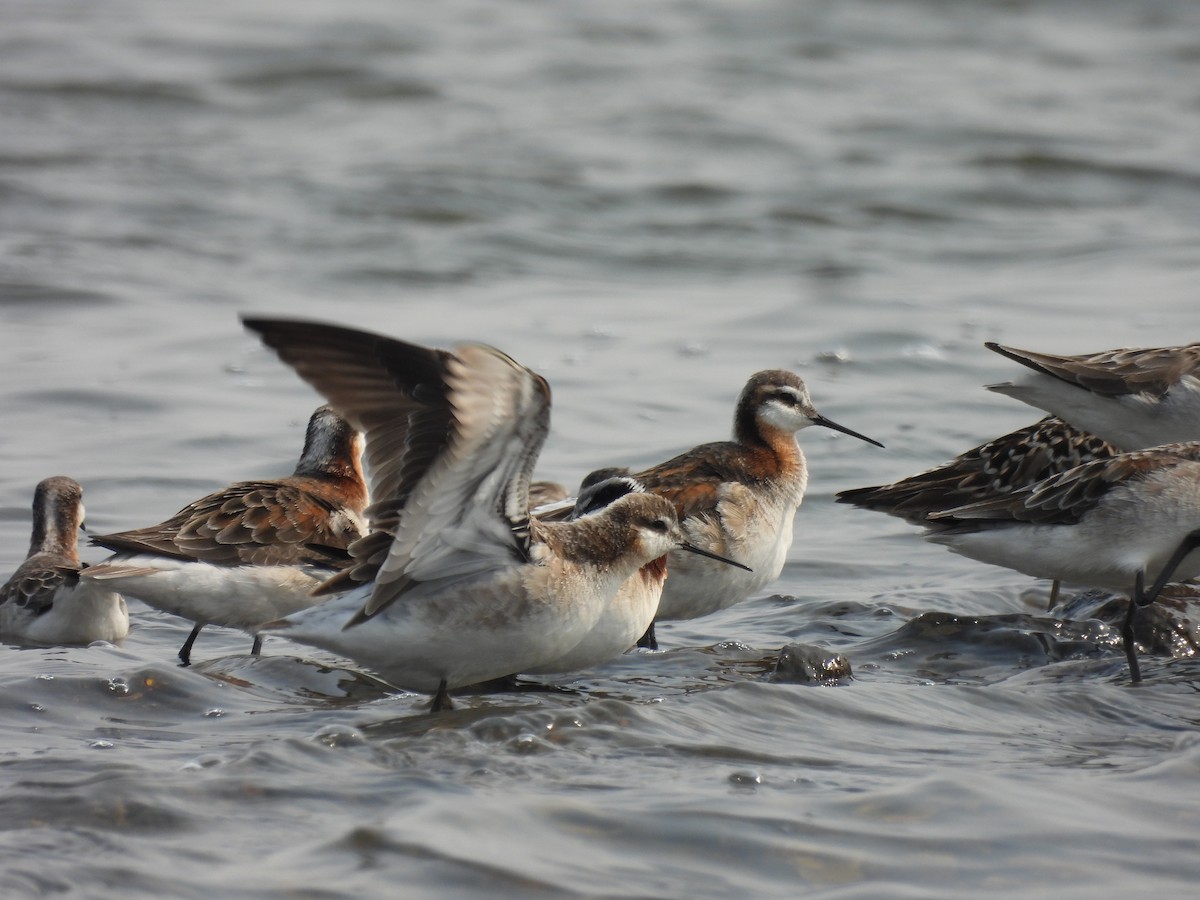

{"left": 3, "top": 0, "right": 1200, "bottom": 896}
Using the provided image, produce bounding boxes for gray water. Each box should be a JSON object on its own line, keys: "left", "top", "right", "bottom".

{"left": 3, "top": 0, "right": 1200, "bottom": 896}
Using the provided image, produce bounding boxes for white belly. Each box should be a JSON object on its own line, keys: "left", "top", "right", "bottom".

{"left": 2, "top": 581, "right": 129, "bottom": 645}
{"left": 930, "top": 476, "right": 1200, "bottom": 594}
{"left": 84, "top": 556, "right": 334, "bottom": 630}
{"left": 270, "top": 563, "right": 624, "bottom": 692}
{"left": 524, "top": 568, "right": 663, "bottom": 674}
{"left": 655, "top": 497, "right": 795, "bottom": 621}
{"left": 991, "top": 374, "right": 1200, "bottom": 451}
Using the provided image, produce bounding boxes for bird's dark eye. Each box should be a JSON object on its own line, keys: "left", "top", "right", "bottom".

{"left": 649, "top": 517, "right": 671, "bottom": 534}
{"left": 773, "top": 391, "right": 799, "bottom": 406}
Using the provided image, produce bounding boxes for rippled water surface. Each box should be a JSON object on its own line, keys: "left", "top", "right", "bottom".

{"left": 3, "top": 1, "right": 1200, "bottom": 896}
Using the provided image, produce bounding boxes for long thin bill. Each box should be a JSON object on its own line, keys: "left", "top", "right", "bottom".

{"left": 813, "top": 414, "right": 884, "bottom": 448}
{"left": 680, "top": 542, "right": 752, "bottom": 571}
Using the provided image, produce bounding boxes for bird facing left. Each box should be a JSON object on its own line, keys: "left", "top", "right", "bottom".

{"left": 82, "top": 405, "right": 368, "bottom": 666}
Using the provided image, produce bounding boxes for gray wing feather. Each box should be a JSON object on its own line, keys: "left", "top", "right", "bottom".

{"left": 243, "top": 318, "right": 551, "bottom": 624}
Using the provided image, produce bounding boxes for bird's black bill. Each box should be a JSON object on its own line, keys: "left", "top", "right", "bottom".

{"left": 814, "top": 414, "right": 884, "bottom": 448}
{"left": 680, "top": 542, "right": 752, "bottom": 571}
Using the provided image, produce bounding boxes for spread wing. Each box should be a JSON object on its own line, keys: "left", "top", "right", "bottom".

{"left": 89, "top": 480, "right": 361, "bottom": 567}
{"left": 931, "top": 445, "right": 1200, "bottom": 530}
{"left": 243, "top": 317, "right": 551, "bottom": 624}
{"left": 0, "top": 554, "right": 78, "bottom": 618}
{"left": 987, "top": 341, "right": 1200, "bottom": 400}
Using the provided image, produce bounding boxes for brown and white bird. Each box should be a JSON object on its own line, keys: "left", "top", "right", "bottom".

{"left": 521, "top": 468, "right": 674, "bottom": 674}
{"left": 242, "top": 317, "right": 748, "bottom": 710}
{"left": 837, "top": 416, "right": 1121, "bottom": 608}
{"left": 83, "top": 405, "right": 368, "bottom": 665}
{"left": 986, "top": 340, "right": 1200, "bottom": 451}
{"left": 1, "top": 476, "right": 129, "bottom": 645}
{"left": 627, "top": 370, "right": 882, "bottom": 648}
{"left": 927, "top": 441, "right": 1200, "bottom": 682}
{"left": 837, "top": 417, "right": 1119, "bottom": 527}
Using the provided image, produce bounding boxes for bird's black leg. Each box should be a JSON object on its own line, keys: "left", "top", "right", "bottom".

{"left": 429, "top": 679, "right": 454, "bottom": 713}
{"left": 178, "top": 624, "right": 203, "bottom": 667}
{"left": 1123, "top": 572, "right": 1145, "bottom": 684}
{"left": 250, "top": 635, "right": 263, "bottom": 656}
{"left": 1142, "top": 528, "right": 1200, "bottom": 608}
{"left": 1121, "top": 530, "right": 1200, "bottom": 683}
{"left": 1046, "top": 579, "right": 1061, "bottom": 612}
{"left": 637, "top": 621, "right": 658, "bottom": 650}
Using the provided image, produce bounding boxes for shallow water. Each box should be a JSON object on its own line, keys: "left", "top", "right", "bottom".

{"left": 3, "top": 0, "right": 1200, "bottom": 896}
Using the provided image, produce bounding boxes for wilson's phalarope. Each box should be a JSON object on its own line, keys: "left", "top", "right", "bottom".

{"left": 837, "top": 417, "right": 1120, "bottom": 608}
{"left": 242, "top": 317, "right": 748, "bottom": 711}
{"left": 986, "top": 341, "right": 1200, "bottom": 451}
{"left": 1, "top": 477, "right": 129, "bottom": 644}
{"left": 927, "top": 441, "right": 1200, "bottom": 682}
{"left": 528, "top": 466, "right": 637, "bottom": 522}
{"left": 83, "top": 405, "right": 368, "bottom": 666}
{"left": 522, "top": 469, "right": 676, "bottom": 674}
{"left": 628, "top": 370, "right": 883, "bottom": 648}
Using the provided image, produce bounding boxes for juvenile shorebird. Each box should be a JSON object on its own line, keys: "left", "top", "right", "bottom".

{"left": 83, "top": 405, "right": 368, "bottom": 666}
{"left": 242, "top": 317, "right": 748, "bottom": 711}
{"left": 0, "top": 476, "right": 129, "bottom": 644}
{"left": 629, "top": 370, "right": 883, "bottom": 648}
{"left": 986, "top": 341, "right": 1200, "bottom": 451}
{"left": 837, "top": 417, "right": 1118, "bottom": 526}
{"left": 927, "top": 442, "right": 1200, "bottom": 682}
{"left": 837, "top": 417, "right": 1120, "bottom": 608}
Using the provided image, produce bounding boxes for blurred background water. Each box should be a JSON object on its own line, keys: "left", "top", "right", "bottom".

{"left": 2, "top": 0, "right": 1200, "bottom": 896}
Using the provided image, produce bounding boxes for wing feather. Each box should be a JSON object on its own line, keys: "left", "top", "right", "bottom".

{"left": 243, "top": 318, "right": 551, "bottom": 623}
{"left": 987, "top": 342, "right": 1200, "bottom": 399}
{"left": 932, "top": 444, "right": 1200, "bottom": 530}
{"left": 0, "top": 554, "right": 78, "bottom": 617}
{"left": 90, "top": 480, "right": 360, "bottom": 567}
{"left": 837, "top": 417, "right": 1120, "bottom": 524}
{"left": 634, "top": 441, "right": 741, "bottom": 522}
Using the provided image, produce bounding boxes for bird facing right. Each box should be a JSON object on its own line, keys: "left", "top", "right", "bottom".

{"left": 630, "top": 370, "right": 883, "bottom": 647}
{"left": 1, "top": 476, "right": 129, "bottom": 645}
{"left": 523, "top": 468, "right": 698, "bottom": 675}
{"left": 243, "top": 317, "right": 748, "bottom": 710}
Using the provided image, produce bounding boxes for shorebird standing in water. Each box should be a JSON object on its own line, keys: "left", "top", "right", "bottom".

{"left": 837, "top": 416, "right": 1121, "bottom": 608}
{"left": 243, "top": 317, "right": 748, "bottom": 711}
{"left": 0, "top": 476, "right": 129, "bottom": 645}
{"left": 986, "top": 340, "right": 1200, "bottom": 451}
{"left": 627, "top": 370, "right": 883, "bottom": 648}
{"left": 927, "top": 442, "right": 1200, "bottom": 682}
{"left": 83, "top": 405, "right": 368, "bottom": 666}
{"left": 521, "top": 468, "right": 701, "bottom": 675}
